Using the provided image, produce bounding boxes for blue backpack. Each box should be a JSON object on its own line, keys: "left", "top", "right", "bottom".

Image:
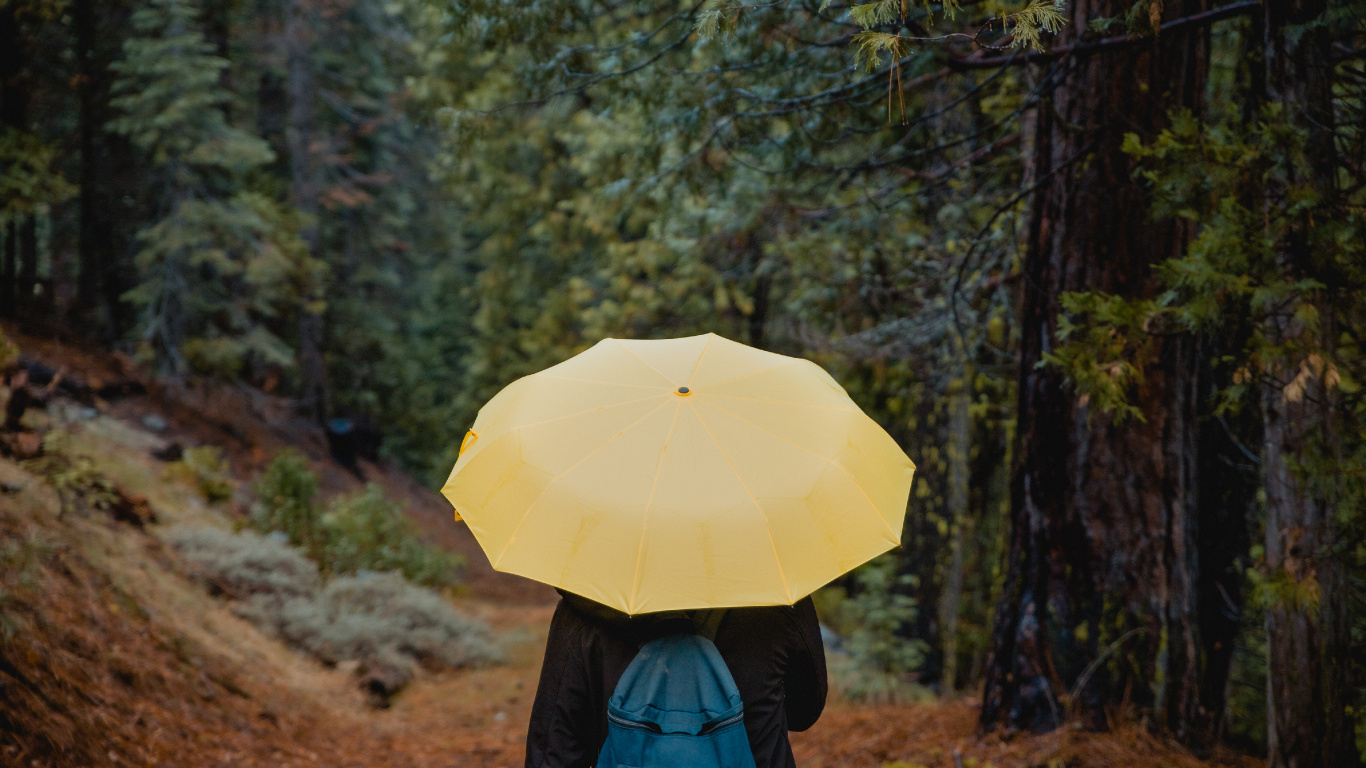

{"left": 596, "top": 632, "right": 757, "bottom": 768}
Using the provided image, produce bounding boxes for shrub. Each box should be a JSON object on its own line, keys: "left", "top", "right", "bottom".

{"left": 252, "top": 571, "right": 501, "bottom": 670}
{"left": 177, "top": 446, "right": 235, "bottom": 502}
{"left": 165, "top": 526, "right": 320, "bottom": 599}
{"left": 816, "top": 554, "right": 928, "bottom": 704}
{"left": 22, "top": 431, "right": 119, "bottom": 518}
{"left": 321, "top": 484, "right": 464, "bottom": 587}
{"left": 251, "top": 450, "right": 326, "bottom": 561}
{"left": 165, "top": 525, "right": 499, "bottom": 701}
{"left": 251, "top": 452, "right": 463, "bottom": 589}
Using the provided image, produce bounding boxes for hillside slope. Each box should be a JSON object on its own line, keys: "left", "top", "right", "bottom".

{"left": 0, "top": 328, "right": 1257, "bottom": 768}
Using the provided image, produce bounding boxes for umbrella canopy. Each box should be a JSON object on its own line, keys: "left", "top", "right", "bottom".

{"left": 441, "top": 333, "right": 915, "bottom": 614}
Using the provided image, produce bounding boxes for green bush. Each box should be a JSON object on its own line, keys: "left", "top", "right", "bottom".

{"left": 251, "top": 452, "right": 463, "bottom": 589}
{"left": 178, "top": 446, "right": 235, "bottom": 502}
{"left": 22, "top": 431, "right": 119, "bottom": 518}
{"left": 816, "top": 554, "right": 928, "bottom": 704}
{"left": 251, "top": 450, "right": 326, "bottom": 561}
{"left": 321, "top": 484, "right": 463, "bottom": 587}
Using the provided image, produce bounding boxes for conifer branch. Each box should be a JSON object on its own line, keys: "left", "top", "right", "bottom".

{"left": 949, "top": 0, "right": 1260, "bottom": 68}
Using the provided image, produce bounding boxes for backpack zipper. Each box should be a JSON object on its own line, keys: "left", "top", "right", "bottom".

{"left": 607, "top": 711, "right": 744, "bottom": 735}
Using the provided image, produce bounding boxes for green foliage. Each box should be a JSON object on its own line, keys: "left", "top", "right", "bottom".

{"left": 22, "top": 431, "right": 119, "bottom": 518}
{"left": 170, "top": 445, "right": 235, "bottom": 503}
{"left": 1047, "top": 106, "right": 1363, "bottom": 419}
{"left": 322, "top": 484, "right": 464, "bottom": 588}
{"left": 849, "top": 1, "right": 905, "bottom": 28}
{"left": 1247, "top": 564, "right": 1321, "bottom": 615}
{"left": 251, "top": 449, "right": 326, "bottom": 560}
{"left": 0, "top": 128, "right": 77, "bottom": 217}
{"left": 1041, "top": 290, "right": 1173, "bottom": 422}
{"left": 395, "top": 0, "right": 1027, "bottom": 713}
{"left": 251, "top": 452, "right": 463, "bottom": 588}
{"left": 818, "top": 555, "right": 928, "bottom": 703}
{"left": 108, "top": 0, "right": 316, "bottom": 377}
{"left": 848, "top": 0, "right": 1061, "bottom": 68}
{"left": 842, "top": 555, "right": 928, "bottom": 677}
{"left": 852, "top": 30, "right": 909, "bottom": 72}
{"left": 1005, "top": 0, "right": 1066, "bottom": 50}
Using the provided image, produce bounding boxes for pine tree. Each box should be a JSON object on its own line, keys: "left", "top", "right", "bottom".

{"left": 108, "top": 0, "right": 317, "bottom": 377}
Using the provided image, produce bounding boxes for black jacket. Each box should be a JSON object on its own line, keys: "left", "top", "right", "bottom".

{"left": 525, "top": 592, "right": 828, "bottom": 768}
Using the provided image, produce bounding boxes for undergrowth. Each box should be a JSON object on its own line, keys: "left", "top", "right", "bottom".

{"left": 815, "top": 554, "right": 930, "bottom": 705}
{"left": 22, "top": 431, "right": 119, "bottom": 517}
{"left": 251, "top": 450, "right": 463, "bottom": 587}
{"left": 0, "top": 530, "right": 52, "bottom": 641}
{"left": 166, "top": 445, "right": 235, "bottom": 503}
{"left": 166, "top": 526, "right": 500, "bottom": 689}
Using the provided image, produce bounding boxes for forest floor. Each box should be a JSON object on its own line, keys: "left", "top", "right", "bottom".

{"left": 0, "top": 325, "right": 1260, "bottom": 768}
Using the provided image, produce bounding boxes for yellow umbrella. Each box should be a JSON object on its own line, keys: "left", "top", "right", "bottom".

{"left": 441, "top": 333, "right": 915, "bottom": 614}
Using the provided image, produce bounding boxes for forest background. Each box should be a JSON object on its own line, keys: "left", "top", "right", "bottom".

{"left": 1, "top": 0, "right": 1364, "bottom": 765}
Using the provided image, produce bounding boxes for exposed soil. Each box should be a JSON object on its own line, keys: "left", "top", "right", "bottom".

{"left": 0, "top": 325, "right": 1259, "bottom": 768}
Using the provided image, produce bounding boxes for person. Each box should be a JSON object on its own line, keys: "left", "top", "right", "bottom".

{"left": 526, "top": 590, "right": 828, "bottom": 768}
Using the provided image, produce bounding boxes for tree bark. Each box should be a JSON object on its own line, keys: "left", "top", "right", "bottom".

{"left": 17, "top": 216, "right": 37, "bottom": 318}
{"left": 73, "top": 0, "right": 102, "bottom": 325}
{"left": 939, "top": 357, "right": 972, "bottom": 697}
{"left": 1, "top": 223, "right": 14, "bottom": 318}
{"left": 1259, "top": 1, "right": 1352, "bottom": 765}
{"left": 1, "top": 1, "right": 28, "bottom": 321}
{"left": 1194, "top": 406, "right": 1257, "bottom": 747}
{"left": 73, "top": 0, "right": 138, "bottom": 338}
{"left": 979, "top": 0, "right": 1211, "bottom": 741}
{"left": 286, "top": 0, "right": 328, "bottom": 424}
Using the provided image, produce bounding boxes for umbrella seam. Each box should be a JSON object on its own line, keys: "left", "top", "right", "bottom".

{"left": 683, "top": 334, "right": 714, "bottom": 388}
{"left": 613, "top": 339, "right": 681, "bottom": 386}
{"left": 697, "top": 400, "right": 903, "bottom": 540}
{"left": 698, "top": 394, "right": 861, "bottom": 412}
{"left": 686, "top": 400, "right": 794, "bottom": 605}
{"left": 490, "top": 399, "right": 674, "bottom": 569}
{"left": 627, "top": 399, "right": 685, "bottom": 614}
{"left": 542, "top": 375, "right": 665, "bottom": 389}
{"left": 485, "top": 392, "right": 670, "bottom": 437}
{"left": 691, "top": 359, "right": 799, "bottom": 390}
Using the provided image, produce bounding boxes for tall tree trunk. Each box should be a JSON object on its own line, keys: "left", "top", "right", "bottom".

{"left": 286, "top": 0, "right": 328, "bottom": 424}
{"left": 1194, "top": 405, "right": 1257, "bottom": 747}
{"left": 979, "top": 0, "right": 1211, "bottom": 741}
{"left": 73, "top": 0, "right": 102, "bottom": 326}
{"left": 1, "top": 223, "right": 14, "bottom": 318}
{"left": 1259, "top": 1, "right": 1352, "bottom": 765}
{"left": 1, "top": 1, "right": 29, "bottom": 321}
{"left": 939, "top": 356, "right": 972, "bottom": 697}
{"left": 17, "top": 216, "right": 37, "bottom": 318}
{"left": 73, "top": 0, "right": 138, "bottom": 338}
